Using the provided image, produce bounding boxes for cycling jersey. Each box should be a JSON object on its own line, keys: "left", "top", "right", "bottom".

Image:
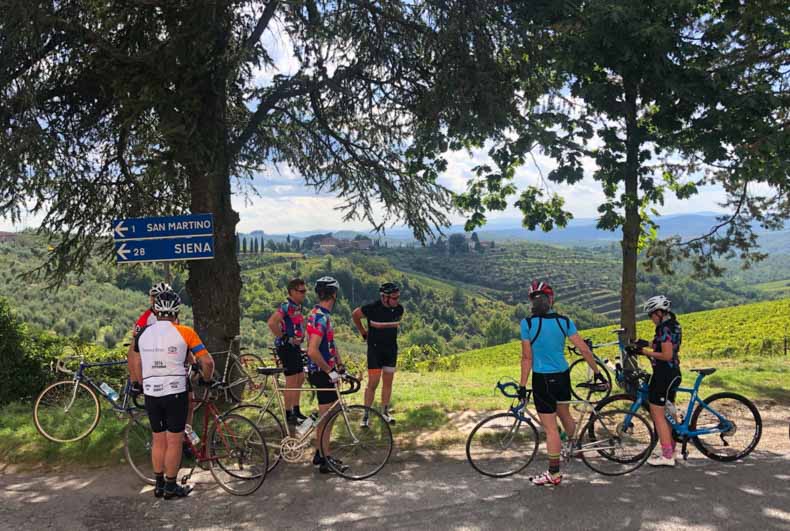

{"left": 520, "top": 313, "right": 577, "bottom": 374}
{"left": 275, "top": 298, "right": 304, "bottom": 346}
{"left": 134, "top": 320, "right": 207, "bottom": 397}
{"left": 651, "top": 317, "right": 682, "bottom": 369}
{"left": 361, "top": 300, "right": 403, "bottom": 355}
{"left": 305, "top": 305, "right": 337, "bottom": 372}
{"left": 133, "top": 308, "right": 157, "bottom": 337}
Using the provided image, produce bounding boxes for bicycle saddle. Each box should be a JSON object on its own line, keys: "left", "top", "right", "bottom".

{"left": 691, "top": 367, "right": 716, "bottom": 376}
{"left": 257, "top": 367, "right": 286, "bottom": 375}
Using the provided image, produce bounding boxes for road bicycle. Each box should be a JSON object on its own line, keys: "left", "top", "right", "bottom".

{"left": 466, "top": 378, "right": 655, "bottom": 478}
{"left": 124, "top": 378, "right": 269, "bottom": 496}
{"left": 192, "top": 335, "right": 268, "bottom": 407}
{"left": 33, "top": 357, "right": 144, "bottom": 443}
{"left": 596, "top": 350, "right": 762, "bottom": 462}
{"left": 229, "top": 366, "right": 393, "bottom": 480}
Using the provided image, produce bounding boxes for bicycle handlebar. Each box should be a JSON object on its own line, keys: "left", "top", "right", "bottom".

{"left": 53, "top": 357, "right": 80, "bottom": 375}
{"left": 339, "top": 374, "right": 361, "bottom": 395}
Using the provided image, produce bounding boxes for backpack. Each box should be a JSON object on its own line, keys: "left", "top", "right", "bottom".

{"left": 523, "top": 313, "right": 571, "bottom": 344}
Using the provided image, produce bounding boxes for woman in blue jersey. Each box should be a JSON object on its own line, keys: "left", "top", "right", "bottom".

{"left": 518, "top": 281, "right": 607, "bottom": 486}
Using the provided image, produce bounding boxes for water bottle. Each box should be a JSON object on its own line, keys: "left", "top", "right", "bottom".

{"left": 99, "top": 382, "right": 119, "bottom": 402}
{"left": 296, "top": 413, "right": 316, "bottom": 435}
{"left": 184, "top": 424, "right": 200, "bottom": 446}
{"left": 664, "top": 401, "right": 677, "bottom": 423}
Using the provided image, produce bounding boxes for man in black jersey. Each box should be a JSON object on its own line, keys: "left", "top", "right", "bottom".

{"left": 352, "top": 282, "right": 403, "bottom": 425}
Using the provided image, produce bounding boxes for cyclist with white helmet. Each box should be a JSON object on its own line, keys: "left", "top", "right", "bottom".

{"left": 127, "top": 282, "right": 172, "bottom": 390}
{"left": 640, "top": 295, "right": 683, "bottom": 467}
{"left": 518, "top": 280, "right": 606, "bottom": 486}
{"left": 130, "top": 291, "right": 215, "bottom": 498}
{"left": 305, "top": 276, "right": 348, "bottom": 474}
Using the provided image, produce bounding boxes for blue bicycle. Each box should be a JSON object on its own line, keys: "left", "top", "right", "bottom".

{"left": 596, "top": 350, "right": 762, "bottom": 462}
{"left": 33, "top": 357, "right": 143, "bottom": 443}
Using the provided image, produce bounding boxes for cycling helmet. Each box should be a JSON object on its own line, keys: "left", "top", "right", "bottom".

{"left": 528, "top": 280, "right": 554, "bottom": 301}
{"left": 643, "top": 295, "right": 671, "bottom": 315}
{"left": 314, "top": 276, "right": 340, "bottom": 295}
{"left": 149, "top": 282, "right": 173, "bottom": 297}
{"left": 379, "top": 282, "right": 400, "bottom": 295}
{"left": 153, "top": 291, "right": 181, "bottom": 315}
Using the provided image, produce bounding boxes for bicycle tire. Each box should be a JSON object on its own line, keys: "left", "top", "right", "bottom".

{"left": 227, "top": 353, "right": 267, "bottom": 403}
{"left": 690, "top": 392, "right": 762, "bottom": 462}
{"left": 579, "top": 408, "right": 654, "bottom": 476}
{"left": 569, "top": 358, "right": 612, "bottom": 402}
{"left": 123, "top": 412, "right": 156, "bottom": 485}
{"left": 33, "top": 381, "right": 101, "bottom": 443}
{"left": 466, "top": 412, "right": 539, "bottom": 478}
{"left": 226, "top": 404, "right": 286, "bottom": 472}
{"left": 209, "top": 413, "right": 268, "bottom": 496}
{"left": 323, "top": 405, "right": 393, "bottom": 480}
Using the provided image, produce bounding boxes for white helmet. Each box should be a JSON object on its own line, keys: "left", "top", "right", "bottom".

{"left": 643, "top": 295, "right": 671, "bottom": 315}
{"left": 153, "top": 291, "right": 181, "bottom": 315}
{"left": 149, "top": 282, "right": 173, "bottom": 296}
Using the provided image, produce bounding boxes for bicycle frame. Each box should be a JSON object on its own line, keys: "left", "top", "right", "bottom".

{"left": 67, "top": 359, "right": 139, "bottom": 413}
{"left": 622, "top": 370, "right": 733, "bottom": 438}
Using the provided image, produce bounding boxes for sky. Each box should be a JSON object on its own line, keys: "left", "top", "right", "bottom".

{"left": 0, "top": 18, "right": 733, "bottom": 236}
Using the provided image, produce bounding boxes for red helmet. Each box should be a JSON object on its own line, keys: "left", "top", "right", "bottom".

{"left": 529, "top": 281, "right": 554, "bottom": 302}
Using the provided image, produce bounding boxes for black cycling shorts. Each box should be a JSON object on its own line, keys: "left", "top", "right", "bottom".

{"left": 308, "top": 371, "right": 338, "bottom": 405}
{"left": 367, "top": 349, "right": 398, "bottom": 371}
{"left": 145, "top": 392, "right": 189, "bottom": 433}
{"left": 532, "top": 369, "right": 571, "bottom": 414}
{"left": 277, "top": 343, "right": 305, "bottom": 376}
{"left": 648, "top": 365, "right": 682, "bottom": 406}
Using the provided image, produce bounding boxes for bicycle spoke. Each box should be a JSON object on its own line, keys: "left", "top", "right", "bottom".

{"left": 466, "top": 412, "right": 539, "bottom": 478}
{"left": 34, "top": 381, "right": 101, "bottom": 443}
{"left": 325, "top": 405, "right": 392, "bottom": 480}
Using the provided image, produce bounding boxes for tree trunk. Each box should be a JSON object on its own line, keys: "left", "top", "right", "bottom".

{"left": 179, "top": 4, "right": 241, "bottom": 359}
{"left": 621, "top": 81, "right": 641, "bottom": 379}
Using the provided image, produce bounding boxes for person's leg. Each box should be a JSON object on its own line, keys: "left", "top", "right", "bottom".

{"left": 364, "top": 369, "right": 382, "bottom": 408}
{"left": 556, "top": 403, "right": 575, "bottom": 440}
{"left": 163, "top": 392, "right": 191, "bottom": 498}
{"left": 293, "top": 372, "right": 306, "bottom": 419}
{"left": 284, "top": 373, "right": 299, "bottom": 411}
{"left": 381, "top": 370, "right": 394, "bottom": 406}
{"left": 650, "top": 405, "right": 674, "bottom": 454}
{"left": 164, "top": 431, "right": 184, "bottom": 477}
{"left": 647, "top": 369, "right": 676, "bottom": 466}
{"left": 151, "top": 431, "right": 167, "bottom": 474}
{"left": 538, "top": 412, "right": 563, "bottom": 482}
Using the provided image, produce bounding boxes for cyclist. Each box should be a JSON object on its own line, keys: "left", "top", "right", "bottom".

{"left": 640, "top": 295, "right": 682, "bottom": 467}
{"left": 130, "top": 291, "right": 215, "bottom": 499}
{"left": 352, "top": 281, "right": 404, "bottom": 426}
{"left": 127, "top": 282, "right": 171, "bottom": 386}
{"left": 518, "top": 280, "right": 606, "bottom": 486}
{"left": 267, "top": 278, "right": 308, "bottom": 426}
{"left": 305, "top": 276, "right": 348, "bottom": 474}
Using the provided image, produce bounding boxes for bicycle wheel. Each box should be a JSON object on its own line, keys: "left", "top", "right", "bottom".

{"left": 579, "top": 408, "right": 654, "bottom": 476}
{"left": 227, "top": 354, "right": 267, "bottom": 403}
{"left": 690, "top": 392, "right": 762, "bottom": 461}
{"left": 227, "top": 404, "right": 286, "bottom": 472}
{"left": 123, "top": 412, "right": 155, "bottom": 485}
{"left": 569, "top": 358, "right": 612, "bottom": 402}
{"left": 323, "top": 405, "right": 393, "bottom": 480}
{"left": 209, "top": 413, "right": 268, "bottom": 496}
{"left": 33, "top": 381, "right": 101, "bottom": 443}
{"left": 466, "top": 412, "right": 539, "bottom": 478}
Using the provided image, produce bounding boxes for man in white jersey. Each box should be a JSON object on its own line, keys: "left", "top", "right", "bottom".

{"left": 130, "top": 291, "right": 214, "bottom": 499}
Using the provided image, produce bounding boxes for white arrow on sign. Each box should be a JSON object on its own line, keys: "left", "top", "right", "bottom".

{"left": 114, "top": 221, "right": 128, "bottom": 238}
{"left": 116, "top": 243, "right": 131, "bottom": 261}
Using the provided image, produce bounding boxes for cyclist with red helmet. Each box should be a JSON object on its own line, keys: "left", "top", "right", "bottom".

{"left": 518, "top": 280, "right": 607, "bottom": 486}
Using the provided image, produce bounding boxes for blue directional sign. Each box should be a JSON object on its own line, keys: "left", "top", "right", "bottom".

{"left": 114, "top": 235, "right": 215, "bottom": 264}
{"left": 112, "top": 213, "right": 213, "bottom": 241}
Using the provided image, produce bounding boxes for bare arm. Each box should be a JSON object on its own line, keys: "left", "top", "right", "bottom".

{"left": 196, "top": 353, "right": 215, "bottom": 381}
{"left": 130, "top": 348, "right": 143, "bottom": 386}
{"left": 520, "top": 340, "right": 533, "bottom": 388}
{"left": 267, "top": 311, "right": 284, "bottom": 338}
{"left": 569, "top": 333, "right": 601, "bottom": 375}
{"left": 351, "top": 307, "right": 367, "bottom": 337}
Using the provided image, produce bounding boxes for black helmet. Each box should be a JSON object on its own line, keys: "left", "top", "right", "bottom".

{"left": 153, "top": 291, "right": 181, "bottom": 316}
{"left": 314, "top": 276, "right": 340, "bottom": 295}
{"left": 379, "top": 282, "right": 400, "bottom": 295}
